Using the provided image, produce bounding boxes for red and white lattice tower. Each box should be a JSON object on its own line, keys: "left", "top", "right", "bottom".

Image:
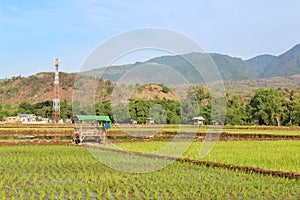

{"left": 52, "top": 58, "right": 60, "bottom": 123}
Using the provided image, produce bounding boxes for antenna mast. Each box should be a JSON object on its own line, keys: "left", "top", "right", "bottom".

{"left": 52, "top": 58, "right": 60, "bottom": 123}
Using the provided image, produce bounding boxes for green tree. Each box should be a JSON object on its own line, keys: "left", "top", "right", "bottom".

{"left": 128, "top": 98, "right": 181, "bottom": 124}
{"left": 0, "top": 104, "right": 17, "bottom": 120}
{"left": 193, "top": 86, "right": 210, "bottom": 102}
{"left": 33, "top": 101, "right": 52, "bottom": 118}
{"left": 287, "top": 90, "right": 300, "bottom": 125}
{"left": 248, "top": 89, "right": 287, "bottom": 126}
{"left": 149, "top": 104, "right": 167, "bottom": 124}
{"left": 181, "top": 94, "right": 199, "bottom": 123}
{"left": 162, "top": 86, "right": 170, "bottom": 93}
{"left": 112, "top": 104, "right": 131, "bottom": 123}
{"left": 96, "top": 101, "right": 114, "bottom": 122}
{"left": 60, "top": 100, "right": 72, "bottom": 119}
{"left": 128, "top": 99, "right": 150, "bottom": 124}
{"left": 162, "top": 100, "right": 181, "bottom": 124}
{"left": 181, "top": 86, "right": 211, "bottom": 124}
{"left": 135, "top": 100, "right": 150, "bottom": 124}
{"left": 18, "top": 102, "right": 34, "bottom": 114}
{"left": 226, "top": 94, "right": 248, "bottom": 125}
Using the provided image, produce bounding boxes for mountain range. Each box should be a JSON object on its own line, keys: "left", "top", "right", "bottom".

{"left": 0, "top": 44, "right": 299, "bottom": 106}
{"left": 85, "top": 44, "right": 300, "bottom": 82}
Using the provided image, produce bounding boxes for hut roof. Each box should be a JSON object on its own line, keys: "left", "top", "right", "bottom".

{"left": 75, "top": 115, "right": 111, "bottom": 122}
{"left": 192, "top": 116, "right": 205, "bottom": 120}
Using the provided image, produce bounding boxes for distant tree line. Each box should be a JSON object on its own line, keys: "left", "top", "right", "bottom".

{"left": 0, "top": 87, "right": 299, "bottom": 126}
{"left": 0, "top": 100, "right": 72, "bottom": 121}
{"left": 75, "top": 87, "right": 300, "bottom": 126}
{"left": 225, "top": 88, "right": 300, "bottom": 126}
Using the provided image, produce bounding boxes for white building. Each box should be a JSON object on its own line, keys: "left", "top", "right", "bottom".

{"left": 146, "top": 117, "right": 155, "bottom": 124}
{"left": 192, "top": 116, "right": 205, "bottom": 125}
{"left": 18, "top": 114, "right": 37, "bottom": 123}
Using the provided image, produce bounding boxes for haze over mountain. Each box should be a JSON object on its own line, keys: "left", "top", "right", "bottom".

{"left": 84, "top": 44, "right": 300, "bottom": 83}
{"left": 246, "top": 44, "right": 300, "bottom": 78}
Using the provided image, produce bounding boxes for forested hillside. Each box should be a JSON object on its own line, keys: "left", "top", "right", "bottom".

{"left": 1, "top": 85, "right": 299, "bottom": 126}
{"left": 0, "top": 44, "right": 300, "bottom": 126}
{"left": 246, "top": 44, "right": 300, "bottom": 78}
{"left": 85, "top": 44, "right": 300, "bottom": 82}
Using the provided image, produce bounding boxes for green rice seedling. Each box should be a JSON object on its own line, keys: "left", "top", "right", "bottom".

{"left": 118, "top": 140, "right": 300, "bottom": 173}
{"left": 0, "top": 145, "right": 299, "bottom": 199}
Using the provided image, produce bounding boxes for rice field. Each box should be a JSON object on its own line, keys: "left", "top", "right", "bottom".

{"left": 111, "top": 125, "right": 300, "bottom": 135}
{"left": 0, "top": 145, "right": 299, "bottom": 199}
{"left": 116, "top": 140, "right": 300, "bottom": 173}
{"left": 0, "top": 125, "right": 299, "bottom": 199}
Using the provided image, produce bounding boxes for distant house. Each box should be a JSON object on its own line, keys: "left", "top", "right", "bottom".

{"left": 192, "top": 116, "right": 205, "bottom": 125}
{"left": 146, "top": 117, "right": 155, "bottom": 124}
{"left": 2, "top": 116, "right": 20, "bottom": 124}
{"left": 210, "top": 120, "right": 219, "bottom": 126}
{"left": 131, "top": 119, "right": 138, "bottom": 124}
{"left": 18, "top": 114, "right": 36, "bottom": 123}
{"left": 2, "top": 114, "right": 43, "bottom": 124}
{"left": 37, "top": 117, "right": 50, "bottom": 124}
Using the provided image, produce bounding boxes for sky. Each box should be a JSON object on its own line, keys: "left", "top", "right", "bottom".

{"left": 0, "top": 0, "right": 300, "bottom": 79}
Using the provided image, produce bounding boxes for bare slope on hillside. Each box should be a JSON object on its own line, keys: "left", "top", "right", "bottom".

{"left": 0, "top": 72, "right": 299, "bottom": 106}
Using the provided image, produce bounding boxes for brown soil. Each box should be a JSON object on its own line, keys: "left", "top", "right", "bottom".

{"left": 0, "top": 139, "right": 73, "bottom": 146}
{"left": 1, "top": 129, "right": 299, "bottom": 144}
{"left": 131, "top": 83, "right": 178, "bottom": 100}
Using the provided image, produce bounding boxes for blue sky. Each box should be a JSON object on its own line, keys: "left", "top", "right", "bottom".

{"left": 0, "top": 0, "right": 299, "bottom": 78}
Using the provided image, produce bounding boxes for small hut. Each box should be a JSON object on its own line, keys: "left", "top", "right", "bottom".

{"left": 210, "top": 120, "right": 219, "bottom": 126}
{"left": 73, "top": 115, "right": 111, "bottom": 144}
{"left": 146, "top": 117, "right": 155, "bottom": 124}
{"left": 192, "top": 116, "right": 205, "bottom": 125}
